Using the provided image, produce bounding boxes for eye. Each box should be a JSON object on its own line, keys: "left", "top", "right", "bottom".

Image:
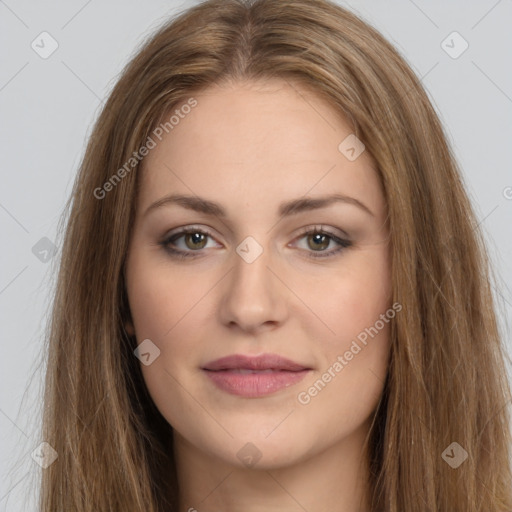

{"left": 291, "top": 225, "right": 352, "bottom": 259}
{"left": 159, "top": 225, "right": 352, "bottom": 260}
{"left": 160, "top": 226, "right": 218, "bottom": 259}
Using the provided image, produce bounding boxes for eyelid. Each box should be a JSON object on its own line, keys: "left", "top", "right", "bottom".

{"left": 163, "top": 224, "right": 219, "bottom": 242}
{"left": 293, "top": 224, "right": 350, "bottom": 241}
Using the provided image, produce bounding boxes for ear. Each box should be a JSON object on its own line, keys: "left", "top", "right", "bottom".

{"left": 124, "top": 318, "right": 135, "bottom": 337}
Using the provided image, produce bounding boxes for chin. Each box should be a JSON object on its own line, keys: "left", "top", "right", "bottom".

{"left": 205, "top": 429, "right": 311, "bottom": 470}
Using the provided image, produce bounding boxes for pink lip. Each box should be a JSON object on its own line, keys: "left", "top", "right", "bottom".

{"left": 202, "top": 353, "right": 312, "bottom": 398}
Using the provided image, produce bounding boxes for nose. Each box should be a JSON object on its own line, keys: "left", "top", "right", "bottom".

{"left": 218, "top": 239, "right": 288, "bottom": 334}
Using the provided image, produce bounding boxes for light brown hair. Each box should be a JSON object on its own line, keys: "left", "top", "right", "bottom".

{"left": 39, "top": 0, "right": 512, "bottom": 510}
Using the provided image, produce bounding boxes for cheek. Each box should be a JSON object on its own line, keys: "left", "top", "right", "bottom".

{"left": 126, "top": 257, "right": 204, "bottom": 426}
{"left": 126, "top": 252, "right": 203, "bottom": 341}
{"left": 125, "top": 250, "right": 212, "bottom": 387}
{"left": 313, "top": 249, "right": 391, "bottom": 410}
{"left": 295, "top": 245, "right": 392, "bottom": 406}
{"left": 302, "top": 244, "right": 391, "bottom": 344}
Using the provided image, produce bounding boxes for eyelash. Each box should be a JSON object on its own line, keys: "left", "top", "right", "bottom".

{"left": 159, "top": 225, "right": 352, "bottom": 260}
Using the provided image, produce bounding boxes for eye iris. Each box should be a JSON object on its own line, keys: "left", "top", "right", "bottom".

{"left": 185, "top": 232, "right": 207, "bottom": 250}
{"left": 307, "top": 233, "right": 329, "bottom": 251}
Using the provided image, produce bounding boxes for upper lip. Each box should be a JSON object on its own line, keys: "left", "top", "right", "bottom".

{"left": 202, "top": 353, "right": 310, "bottom": 371}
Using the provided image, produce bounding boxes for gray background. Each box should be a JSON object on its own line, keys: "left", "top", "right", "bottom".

{"left": 1, "top": 0, "right": 511, "bottom": 509}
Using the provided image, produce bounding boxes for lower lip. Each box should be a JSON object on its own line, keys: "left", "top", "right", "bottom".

{"left": 202, "top": 369, "right": 310, "bottom": 397}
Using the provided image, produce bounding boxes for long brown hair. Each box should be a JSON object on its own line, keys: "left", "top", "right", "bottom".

{"left": 39, "top": 0, "right": 512, "bottom": 510}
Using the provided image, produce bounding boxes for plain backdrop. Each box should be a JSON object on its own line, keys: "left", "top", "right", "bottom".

{"left": 1, "top": 0, "right": 511, "bottom": 510}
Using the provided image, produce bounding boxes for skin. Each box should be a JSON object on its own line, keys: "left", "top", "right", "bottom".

{"left": 124, "top": 78, "right": 392, "bottom": 512}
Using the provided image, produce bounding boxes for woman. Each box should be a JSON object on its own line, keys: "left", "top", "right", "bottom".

{"left": 40, "top": 0, "right": 512, "bottom": 510}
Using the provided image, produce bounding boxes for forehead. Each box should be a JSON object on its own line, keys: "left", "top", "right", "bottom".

{"left": 138, "top": 79, "right": 384, "bottom": 218}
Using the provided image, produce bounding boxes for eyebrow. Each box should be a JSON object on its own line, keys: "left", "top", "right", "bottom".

{"left": 143, "top": 193, "right": 375, "bottom": 219}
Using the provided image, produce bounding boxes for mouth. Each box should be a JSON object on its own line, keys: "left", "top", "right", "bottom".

{"left": 201, "top": 353, "right": 312, "bottom": 397}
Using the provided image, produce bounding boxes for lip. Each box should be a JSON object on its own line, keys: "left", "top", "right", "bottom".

{"left": 201, "top": 353, "right": 312, "bottom": 398}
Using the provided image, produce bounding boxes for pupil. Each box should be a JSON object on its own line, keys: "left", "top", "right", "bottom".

{"left": 188, "top": 233, "right": 205, "bottom": 248}
{"left": 310, "top": 233, "right": 328, "bottom": 250}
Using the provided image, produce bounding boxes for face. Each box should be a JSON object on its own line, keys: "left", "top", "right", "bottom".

{"left": 124, "top": 78, "right": 392, "bottom": 471}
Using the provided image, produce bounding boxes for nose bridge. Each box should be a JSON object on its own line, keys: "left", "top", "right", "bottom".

{"left": 219, "top": 235, "right": 285, "bottom": 330}
{"left": 232, "top": 234, "right": 275, "bottom": 302}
